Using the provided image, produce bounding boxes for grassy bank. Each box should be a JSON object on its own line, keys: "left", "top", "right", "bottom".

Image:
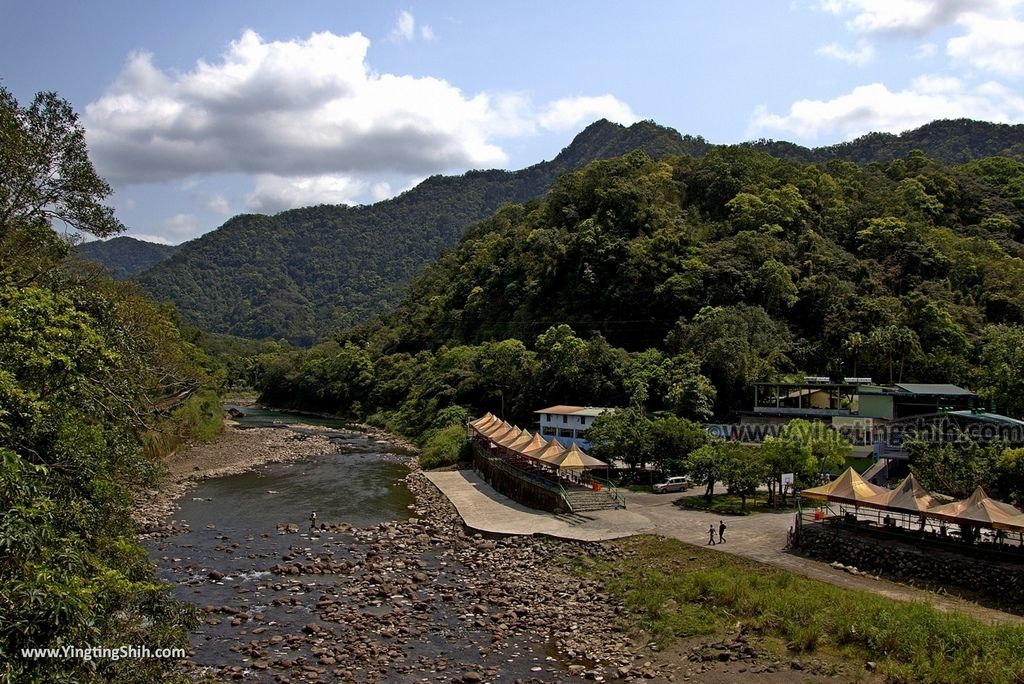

{"left": 142, "top": 390, "right": 224, "bottom": 463}
{"left": 573, "top": 536, "right": 1024, "bottom": 684}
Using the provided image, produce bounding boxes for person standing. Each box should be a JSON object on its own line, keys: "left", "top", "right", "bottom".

{"left": 707, "top": 524, "right": 716, "bottom": 545}
{"left": 309, "top": 511, "right": 317, "bottom": 531}
{"left": 718, "top": 520, "right": 727, "bottom": 543}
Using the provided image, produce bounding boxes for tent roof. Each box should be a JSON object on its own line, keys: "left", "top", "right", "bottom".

{"left": 517, "top": 433, "right": 548, "bottom": 457}
{"left": 927, "top": 487, "right": 1024, "bottom": 530}
{"left": 863, "top": 473, "right": 943, "bottom": 514}
{"left": 486, "top": 421, "right": 516, "bottom": 442}
{"left": 469, "top": 412, "right": 495, "bottom": 428}
{"left": 545, "top": 442, "right": 608, "bottom": 470}
{"left": 533, "top": 439, "right": 568, "bottom": 464}
{"left": 496, "top": 427, "right": 523, "bottom": 447}
{"left": 801, "top": 467, "right": 887, "bottom": 504}
{"left": 505, "top": 430, "right": 535, "bottom": 452}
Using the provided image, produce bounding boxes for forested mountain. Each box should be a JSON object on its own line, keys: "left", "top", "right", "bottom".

{"left": 250, "top": 147, "right": 1024, "bottom": 449}
{"left": 136, "top": 120, "right": 699, "bottom": 345}
{"left": 745, "top": 119, "right": 1024, "bottom": 165}
{"left": 136, "top": 118, "right": 1024, "bottom": 345}
{"left": 74, "top": 235, "right": 179, "bottom": 278}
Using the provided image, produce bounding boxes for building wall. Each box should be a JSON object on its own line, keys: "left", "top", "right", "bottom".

{"left": 858, "top": 394, "right": 894, "bottom": 420}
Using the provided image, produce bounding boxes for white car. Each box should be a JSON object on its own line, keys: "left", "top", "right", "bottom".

{"left": 653, "top": 476, "right": 689, "bottom": 493}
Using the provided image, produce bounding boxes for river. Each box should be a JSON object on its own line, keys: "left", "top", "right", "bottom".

{"left": 145, "top": 406, "right": 572, "bottom": 682}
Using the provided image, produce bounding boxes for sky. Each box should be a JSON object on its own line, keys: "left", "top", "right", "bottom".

{"left": 2, "top": 0, "right": 1024, "bottom": 245}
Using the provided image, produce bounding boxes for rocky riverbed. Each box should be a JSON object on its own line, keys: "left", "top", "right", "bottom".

{"left": 143, "top": 411, "right": 867, "bottom": 683}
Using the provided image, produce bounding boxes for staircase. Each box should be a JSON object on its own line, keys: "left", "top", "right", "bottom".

{"left": 563, "top": 489, "right": 622, "bottom": 513}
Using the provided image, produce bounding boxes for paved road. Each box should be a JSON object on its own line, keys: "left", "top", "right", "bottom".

{"left": 425, "top": 470, "right": 1022, "bottom": 626}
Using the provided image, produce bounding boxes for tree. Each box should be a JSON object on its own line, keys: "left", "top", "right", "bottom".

{"left": 720, "top": 443, "right": 769, "bottom": 512}
{"left": 588, "top": 407, "right": 653, "bottom": 470}
{"left": 685, "top": 443, "right": 723, "bottom": 499}
{"left": 649, "top": 415, "right": 708, "bottom": 475}
{"left": 1, "top": 88, "right": 123, "bottom": 285}
{"left": 976, "top": 325, "right": 1024, "bottom": 418}
{"left": 779, "top": 419, "right": 851, "bottom": 482}
{"left": 760, "top": 434, "right": 813, "bottom": 505}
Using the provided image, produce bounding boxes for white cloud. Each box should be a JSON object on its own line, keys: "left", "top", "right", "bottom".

{"left": 948, "top": 12, "right": 1024, "bottom": 77}
{"left": 85, "top": 30, "right": 515, "bottom": 184}
{"left": 160, "top": 213, "right": 202, "bottom": 241}
{"left": 421, "top": 24, "right": 435, "bottom": 40}
{"left": 913, "top": 42, "right": 938, "bottom": 58}
{"left": 750, "top": 79, "right": 1024, "bottom": 141}
{"left": 537, "top": 95, "right": 639, "bottom": 131}
{"left": 816, "top": 40, "right": 876, "bottom": 65}
{"left": 819, "top": 0, "right": 1001, "bottom": 35}
{"left": 390, "top": 10, "right": 415, "bottom": 41}
{"left": 205, "top": 194, "right": 231, "bottom": 214}
{"left": 128, "top": 233, "right": 175, "bottom": 245}
{"left": 246, "top": 173, "right": 368, "bottom": 213}
{"left": 370, "top": 181, "right": 393, "bottom": 202}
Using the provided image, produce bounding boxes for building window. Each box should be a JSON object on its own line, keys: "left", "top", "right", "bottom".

{"left": 558, "top": 428, "right": 573, "bottom": 438}
{"left": 563, "top": 415, "right": 568, "bottom": 424}
{"left": 580, "top": 416, "right": 587, "bottom": 425}
{"left": 542, "top": 426, "right": 556, "bottom": 436}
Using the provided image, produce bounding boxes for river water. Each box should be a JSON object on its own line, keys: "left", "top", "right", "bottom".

{"left": 146, "top": 407, "right": 565, "bottom": 682}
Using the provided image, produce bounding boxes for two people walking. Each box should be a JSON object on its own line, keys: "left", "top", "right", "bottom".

{"left": 707, "top": 520, "right": 726, "bottom": 545}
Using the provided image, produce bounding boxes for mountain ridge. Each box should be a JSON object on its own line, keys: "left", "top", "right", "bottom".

{"left": 77, "top": 117, "right": 1024, "bottom": 344}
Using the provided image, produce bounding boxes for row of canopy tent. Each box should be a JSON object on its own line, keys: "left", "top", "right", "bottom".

{"left": 801, "top": 467, "right": 1024, "bottom": 534}
{"left": 467, "top": 413, "right": 608, "bottom": 471}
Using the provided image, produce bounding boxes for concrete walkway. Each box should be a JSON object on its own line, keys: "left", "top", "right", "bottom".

{"left": 425, "top": 469, "right": 1022, "bottom": 626}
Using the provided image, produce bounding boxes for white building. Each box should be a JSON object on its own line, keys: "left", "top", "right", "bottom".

{"left": 534, "top": 405, "right": 613, "bottom": 449}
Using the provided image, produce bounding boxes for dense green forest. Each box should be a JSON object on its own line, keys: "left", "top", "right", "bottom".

{"left": 125, "top": 118, "right": 1024, "bottom": 345}
{"left": 1, "top": 88, "right": 221, "bottom": 682}
{"left": 249, "top": 145, "right": 1024, "bottom": 467}
{"left": 74, "top": 236, "right": 179, "bottom": 279}
{"left": 132, "top": 120, "right": 704, "bottom": 345}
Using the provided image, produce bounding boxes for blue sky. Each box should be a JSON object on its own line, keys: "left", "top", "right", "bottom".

{"left": 2, "top": 0, "right": 1023, "bottom": 244}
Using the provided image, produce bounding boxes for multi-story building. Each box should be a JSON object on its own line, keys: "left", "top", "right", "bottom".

{"left": 534, "top": 405, "right": 613, "bottom": 449}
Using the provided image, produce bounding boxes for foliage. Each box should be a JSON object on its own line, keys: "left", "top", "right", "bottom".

{"left": 0, "top": 88, "right": 212, "bottom": 683}
{"left": 648, "top": 415, "right": 708, "bottom": 475}
{"left": 907, "top": 432, "right": 1023, "bottom": 503}
{"left": 718, "top": 443, "right": 770, "bottom": 511}
{"left": 129, "top": 118, "right": 1024, "bottom": 345}
{"left": 74, "top": 236, "right": 179, "bottom": 279}
{"left": 587, "top": 407, "right": 653, "bottom": 470}
{"left": 420, "top": 423, "right": 472, "bottom": 470}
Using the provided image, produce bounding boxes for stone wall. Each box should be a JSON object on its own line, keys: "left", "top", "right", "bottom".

{"left": 797, "top": 524, "right": 1024, "bottom": 607}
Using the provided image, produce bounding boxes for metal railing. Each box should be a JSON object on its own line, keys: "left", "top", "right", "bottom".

{"left": 587, "top": 475, "right": 626, "bottom": 509}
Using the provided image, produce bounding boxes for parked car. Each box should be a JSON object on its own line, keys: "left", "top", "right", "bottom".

{"left": 653, "top": 476, "right": 689, "bottom": 493}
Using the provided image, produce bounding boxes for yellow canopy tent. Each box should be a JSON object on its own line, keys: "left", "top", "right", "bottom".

{"left": 516, "top": 433, "right": 548, "bottom": 458}
{"left": 862, "top": 473, "right": 944, "bottom": 514}
{"left": 800, "top": 467, "right": 887, "bottom": 505}
{"left": 496, "top": 427, "right": 523, "bottom": 447}
{"left": 532, "top": 439, "right": 568, "bottom": 465}
{"left": 505, "top": 430, "right": 535, "bottom": 452}
{"left": 544, "top": 442, "right": 608, "bottom": 470}
{"left": 485, "top": 421, "right": 516, "bottom": 442}
{"left": 926, "top": 487, "right": 1024, "bottom": 532}
{"left": 469, "top": 412, "right": 494, "bottom": 428}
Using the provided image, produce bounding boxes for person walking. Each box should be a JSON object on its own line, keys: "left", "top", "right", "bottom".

{"left": 707, "top": 523, "right": 716, "bottom": 545}
{"left": 718, "top": 520, "right": 727, "bottom": 543}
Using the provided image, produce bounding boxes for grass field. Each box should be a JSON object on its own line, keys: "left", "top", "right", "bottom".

{"left": 571, "top": 536, "right": 1024, "bottom": 684}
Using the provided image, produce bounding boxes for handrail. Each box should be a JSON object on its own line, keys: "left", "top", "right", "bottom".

{"left": 588, "top": 475, "right": 626, "bottom": 509}
{"left": 557, "top": 483, "right": 574, "bottom": 514}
